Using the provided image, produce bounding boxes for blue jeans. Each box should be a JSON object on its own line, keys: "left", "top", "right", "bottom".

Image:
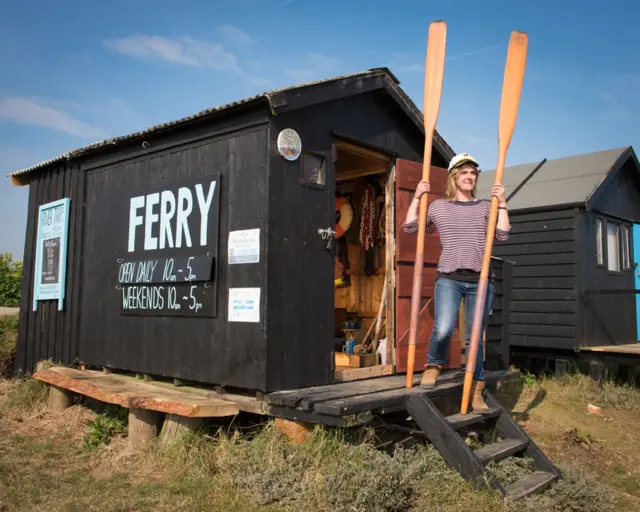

{"left": 427, "top": 277, "right": 495, "bottom": 381}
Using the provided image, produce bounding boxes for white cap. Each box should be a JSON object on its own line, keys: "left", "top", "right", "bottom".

{"left": 448, "top": 153, "right": 480, "bottom": 173}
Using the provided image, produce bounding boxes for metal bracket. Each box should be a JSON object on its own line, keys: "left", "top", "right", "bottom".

{"left": 318, "top": 227, "right": 337, "bottom": 251}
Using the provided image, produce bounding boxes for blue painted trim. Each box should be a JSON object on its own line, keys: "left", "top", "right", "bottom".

{"left": 33, "top": 198, "right": 71, "bottom": 311}
{"left": 633, "top": 224, "right": 640, "bottom": 342}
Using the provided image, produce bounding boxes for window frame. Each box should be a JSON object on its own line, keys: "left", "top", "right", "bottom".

{"left": 299, "top": 149, "right": 327, "bottom": 190}
{"left": 596, "top": 214, "right": 633, "bottom": 275}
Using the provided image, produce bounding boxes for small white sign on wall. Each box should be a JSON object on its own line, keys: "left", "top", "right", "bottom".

{"left": 228, "top": 228, "right": 260, "bottom": 264}
{"left": 228, "top": 287, "right": 261, "bottom": 323}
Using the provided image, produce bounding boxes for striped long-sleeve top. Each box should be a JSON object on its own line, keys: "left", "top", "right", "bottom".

{"left": 403, "top": 198, "right": 510, "bottom": 281}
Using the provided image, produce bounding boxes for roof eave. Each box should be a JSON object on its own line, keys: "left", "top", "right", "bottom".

{"left": 7, "top": 94, "right": 272, "bottom": 186}
{"left": 584, "top": 146, "right": 636, "bottom": 211}
{"left": 506, "top": 201, "right": 585, "bottom": 214}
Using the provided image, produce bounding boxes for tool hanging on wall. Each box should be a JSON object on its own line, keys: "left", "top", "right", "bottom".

{"left": 460, "top": 30, "right": 528, "bottom": 415}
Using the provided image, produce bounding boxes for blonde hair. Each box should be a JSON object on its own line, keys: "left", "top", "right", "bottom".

{"left": 445, "top": 164, "right": 478, "bottom": 200}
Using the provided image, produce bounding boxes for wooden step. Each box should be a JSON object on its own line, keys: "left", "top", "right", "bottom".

{"left": 505, "top": 471, "right": 558, "bottom": 501}
{"left": 445, "top": 407, "right": 501, "bottom": 429}
{"left": 474, "top": 438, "right": 529, "bottom": 464}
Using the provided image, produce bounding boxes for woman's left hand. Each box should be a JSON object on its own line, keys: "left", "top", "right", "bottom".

{"left": 491, "top": 184, "right": 507, "bottom": 206}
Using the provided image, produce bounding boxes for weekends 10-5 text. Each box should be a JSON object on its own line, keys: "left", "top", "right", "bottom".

{"left": 118, "top": 179, "right": 218, "bottom": 316}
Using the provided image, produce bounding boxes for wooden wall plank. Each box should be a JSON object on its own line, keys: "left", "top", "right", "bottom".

{"left": 15, "top": 174, "right": 39, "bottom": 374}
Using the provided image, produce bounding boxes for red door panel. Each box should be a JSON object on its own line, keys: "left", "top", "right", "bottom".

{"left": 395, "top": 159, "right": 461, "bottom": 372}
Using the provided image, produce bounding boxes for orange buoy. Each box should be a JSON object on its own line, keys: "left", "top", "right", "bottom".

{"left": 335, "top": 196, "right": 353, "bottom": 238}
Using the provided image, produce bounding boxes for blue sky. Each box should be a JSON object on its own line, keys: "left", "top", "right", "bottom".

{"left": 1, "top": 0, "right": 639, "bottom": 258}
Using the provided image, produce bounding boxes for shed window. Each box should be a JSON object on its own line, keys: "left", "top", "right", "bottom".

{"left": 622, "top": 225, "right": 631, "bottom": 270}
{"left": 300, "top": 151, "right": 326, "bottom": 188}
{"left": 606, "top": 221, "right": 620, "bottom": 272}
{"left": 596, "top": 218, "right": 604, "bottom": 266}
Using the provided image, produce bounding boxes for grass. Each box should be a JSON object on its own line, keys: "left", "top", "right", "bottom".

{"left": 0, "top": 316, "right": 636, "bottom": 511}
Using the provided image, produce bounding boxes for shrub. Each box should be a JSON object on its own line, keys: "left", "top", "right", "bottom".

{"left": 0, "top": 253, "right": 23, "bottom": 307}
{"left": 0, "top": 313, "right": 19, "bottom": 377}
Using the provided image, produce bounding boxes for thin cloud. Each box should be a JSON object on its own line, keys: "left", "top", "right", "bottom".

{"left": 217, "top": 24, "right": 254, "bottom": 43}
{"left": 238, "top": 0, "right": 300, "bottom": 22}
{"left": 446, "top": 44, "right": 502, "bottom": 62}
{"left": 0, "top": 97, "right": 104, "bottom": 139}
{"left": 392, "top": 44, "right": 503, "bottom": 74}
{"left": 104, "top": 35, "right": 241, "bottom": 73}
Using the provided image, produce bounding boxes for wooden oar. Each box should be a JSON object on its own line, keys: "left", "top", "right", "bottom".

{"left": 460, "top": 31, "right": 528, "bottom": 413}
{"left": 406, "top": 21, "right": 447, "bottom": 388}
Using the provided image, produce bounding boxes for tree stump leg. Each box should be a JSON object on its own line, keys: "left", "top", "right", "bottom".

{"left": 48, "top": 385, "right": 73, "bottom": 412}
{"left": 275, "top": 418, "right": 313, "bottom": 444}
{"left": 128, "top": 408, "right": 161, "bottom": 449}
{"left": 159, "top": 414, "right": 205, "bottom": 448}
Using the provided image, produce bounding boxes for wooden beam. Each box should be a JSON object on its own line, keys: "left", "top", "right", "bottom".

{"left": 334, "top": 364, "right": 393, "bottom": 382}
{"left": 335, "top": 140, "right": 391, "bottom": 163}
{"left": 386, "top": 165, "right": 396, "bottom": 369}
{"left": 336, "top": 167, "right": 387, "bottom": 182}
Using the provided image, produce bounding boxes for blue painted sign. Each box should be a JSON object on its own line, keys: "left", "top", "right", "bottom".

{"left": 33, "top": 198, "right": 71, "bottom": 311}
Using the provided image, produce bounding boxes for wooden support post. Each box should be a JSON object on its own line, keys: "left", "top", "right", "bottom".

{"left": 275, "top": 418, "right": 313, "bottom": 444}
{"left": 128, "top": 408, "right": 161, "bottom": 449}
{"left": 589, "top": 360, "right": 606, "bottom": 383}
{"left": 618, "top": 365, "right": 637, "bottom": 387}
{"left": 48, "top": 385, "right": 73, "bottom": 412}
{"left": 159, "top": 414, "right": 205, "bottom": 448}
{"left": 555, "top": 359, "right": 569, "bottom": 377}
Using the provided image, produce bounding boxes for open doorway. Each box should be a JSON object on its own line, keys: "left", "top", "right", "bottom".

{"left": 332, "top": 138, "right": 396, "bottom": 381}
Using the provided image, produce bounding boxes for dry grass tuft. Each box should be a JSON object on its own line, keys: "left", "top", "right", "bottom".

{"left": 514, "top": 464, "right": 617, "bottom": 512}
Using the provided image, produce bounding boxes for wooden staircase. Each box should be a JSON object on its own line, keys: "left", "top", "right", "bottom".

{"left": 406, "top": 389, "right": 561, "bottom": 501}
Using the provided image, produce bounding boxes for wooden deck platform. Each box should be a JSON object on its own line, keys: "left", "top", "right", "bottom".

{"left": 33, "top": 366, "right": 518, "bottom": 426}
{"left": 579, "top": 343, "right": 640, "bottom": 356}
{"left": 266, "top": 369, "right": 519, "bottom": 426}
{"left": 33, "top": 367, "right": 265, "bottom": 417}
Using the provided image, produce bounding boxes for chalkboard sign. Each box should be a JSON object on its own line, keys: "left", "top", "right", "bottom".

{"left": 33, "top": 198, "right": 71, "bottom": 311}
{"left": 117, "top": 254, "right": 213, "bottom": 285}
{"left": 41, "top": 238, "right": 61, "bottom": 284}
{"left": 116, "top": 175, "right": 221, "bottom": 317}
{"left": 120, "top": 282, "right": 216, "bottom": 316}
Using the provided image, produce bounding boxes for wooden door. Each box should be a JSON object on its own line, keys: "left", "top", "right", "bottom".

{"left": 394, "top": 158, "right": 462, "bottom": 372}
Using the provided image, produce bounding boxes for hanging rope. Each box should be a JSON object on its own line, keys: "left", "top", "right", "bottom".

{"left": 375, "top": 196, "right": 385, "bottom": 247}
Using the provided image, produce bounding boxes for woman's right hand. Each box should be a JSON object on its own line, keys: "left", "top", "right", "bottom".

{"left": 414, "top": 180, "right": 430, "bottom": 199}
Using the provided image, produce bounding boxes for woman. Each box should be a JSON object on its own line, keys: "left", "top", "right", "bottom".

{"left": 403, "top": 153, "right": 510, "bottom": 411}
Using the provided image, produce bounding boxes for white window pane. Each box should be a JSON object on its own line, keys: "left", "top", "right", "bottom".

{"left": 606, "top": 222, "right": 620, "bottom": 271}
{"left": 596, "top": 219, "right": 604, "bottom": 265}
{"left": 622, "top": 226, "right": 630, "bottom": 269}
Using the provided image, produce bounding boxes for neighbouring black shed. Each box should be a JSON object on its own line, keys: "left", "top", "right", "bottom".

{"left": 9, "top": 67, "right": 514, "bottom": 394}
{"left": 477, "top": 146, "right": 640, "bottom": 363}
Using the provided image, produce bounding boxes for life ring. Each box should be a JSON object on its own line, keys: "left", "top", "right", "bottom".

{"left": 335, "top": 196, "right": 353, "bottom": 239}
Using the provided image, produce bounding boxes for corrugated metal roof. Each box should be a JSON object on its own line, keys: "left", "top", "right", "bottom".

{"left": 7, "top": 67, "right": 454, "bottom": 184}
{"left": 476, "top": 146, "right": 631, "bottom": 210}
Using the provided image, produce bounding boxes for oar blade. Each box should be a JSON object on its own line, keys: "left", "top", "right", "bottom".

{"left": 498, "top": 31, "right": 528, "bottom": 154}
{"left": 423, "top": 21, "right": 447, "bottom": 134}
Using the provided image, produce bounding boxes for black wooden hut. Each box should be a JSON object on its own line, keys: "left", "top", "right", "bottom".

{"left": 9, "top": 67, "right": 513, "bottom": 394}
{"left": 477, "top": 146, "right": 640, "bottom": 366}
